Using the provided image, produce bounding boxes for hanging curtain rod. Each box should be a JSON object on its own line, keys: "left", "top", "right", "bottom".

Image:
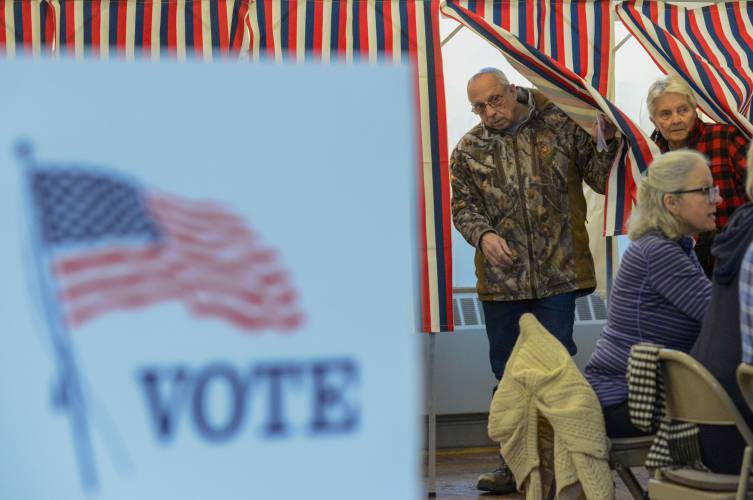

{"left": 441, "top": 24, "right": 464, "bottom": 47}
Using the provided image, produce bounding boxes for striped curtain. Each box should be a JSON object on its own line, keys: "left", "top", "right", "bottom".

{"left": 617, "top": 0, "right": 753, "bottom": 139}
{"left": 0, "top": 0, "right": 54, "bottom": 56}
{"left": 0, "top": 0, "right": 454, "bottom": 332}
{"left": 441, "top": 0, "right": 660, "bottom": 237}
{"left": 0, "top": 0, "right": 251, "bottom": 58}
{"left": 442, "top": 0, "right": 614, "bottom": 97}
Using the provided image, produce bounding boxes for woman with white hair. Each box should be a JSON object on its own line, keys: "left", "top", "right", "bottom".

{"left": 585, "top": 149, "right": 718, "bottom": 437}
{"left": 647, "top": 74, "right": 749, "bottom": 275}
{"left": 690, "top": 146, "right": 753, "bottom": 473}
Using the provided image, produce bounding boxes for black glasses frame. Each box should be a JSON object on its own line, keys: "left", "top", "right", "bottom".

{"left": 670, "top": 185, "right": 720, "bottom": 203}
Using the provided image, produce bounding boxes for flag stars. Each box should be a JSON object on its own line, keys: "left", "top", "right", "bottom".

{"left": 32, "top": 170, "right": 161, "bottom": 244}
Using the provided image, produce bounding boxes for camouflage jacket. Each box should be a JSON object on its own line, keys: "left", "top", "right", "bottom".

{"left": 451, "top": 89, "right": 619, "bottom": 301}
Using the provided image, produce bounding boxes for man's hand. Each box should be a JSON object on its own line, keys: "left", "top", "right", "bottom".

{"left": 480, "top": 232, "right": 514, "bottom": 268}
{"left": 591, "top": 113, "right": 617, "bottom": 152}
{"left": 592, "top": 113, "right": 616, "bottom": 141}
{"left": 600, "top": 115, "right": 616, "bottom": 141}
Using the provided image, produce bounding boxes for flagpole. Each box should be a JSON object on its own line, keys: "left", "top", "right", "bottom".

{"left": 17, "top": 141, "right": 99, "bottom": 491}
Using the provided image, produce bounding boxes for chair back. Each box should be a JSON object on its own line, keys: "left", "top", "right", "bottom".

{"left": 737, "top": 363, "right": 753, "bottom": 416}
{"left": 659, "top": 349, "right": 753, "bottom": 446}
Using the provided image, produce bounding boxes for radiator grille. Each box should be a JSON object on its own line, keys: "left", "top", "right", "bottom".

{"left": 451, "top": 293, "right": 607, "bottom": 329}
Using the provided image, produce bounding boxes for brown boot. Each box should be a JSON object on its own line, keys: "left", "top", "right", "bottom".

{"left": 476, "top": 459, "right": 517, "bottom": 494}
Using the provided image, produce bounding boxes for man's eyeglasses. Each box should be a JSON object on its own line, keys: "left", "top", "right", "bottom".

{"left": 471, "top": 94, "right": 507, "bottom": 115}
{"left": 670, "top": 185, "right": 720, "bottom": 203}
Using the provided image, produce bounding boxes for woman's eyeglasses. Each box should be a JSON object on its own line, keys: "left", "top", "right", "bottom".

{"left": 670, "top": 185, "right": 720, "bottom": 203}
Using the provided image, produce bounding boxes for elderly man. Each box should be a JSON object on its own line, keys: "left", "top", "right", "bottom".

{"left": 647, "top": 73, "right": 749, "bottom": 276}
{"left": 451, "top": 67, "right": 619, "bottom": 493}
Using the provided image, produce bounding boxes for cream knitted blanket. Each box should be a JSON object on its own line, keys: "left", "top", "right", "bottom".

{"left": 488, "top": 313, "right": 614, "bottom": 499}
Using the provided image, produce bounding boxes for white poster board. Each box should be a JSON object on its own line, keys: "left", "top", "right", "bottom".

{"left": 0, "top": 59, "right": 419, "bottom": 500}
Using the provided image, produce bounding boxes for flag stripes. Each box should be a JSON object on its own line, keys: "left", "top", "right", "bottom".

{"left": 617, "top": 0, "right": 753, "bottom": 139}
{"left": 247, "top": 0, "right": 453, "bottom": 332}
{"left": 33, "top": 168, "right": 304, "bottom": 332}
{"left": 441, "top": 0, "right": 660, "bottom": 236}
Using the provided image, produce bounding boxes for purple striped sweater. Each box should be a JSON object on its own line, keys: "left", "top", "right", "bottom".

{"left": 585, "top": 232, "right": 712, "bottom": 407}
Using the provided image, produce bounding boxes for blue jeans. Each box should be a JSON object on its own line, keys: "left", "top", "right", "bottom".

{"left": 482, "top": 292, "right": 577, "bottom": 380}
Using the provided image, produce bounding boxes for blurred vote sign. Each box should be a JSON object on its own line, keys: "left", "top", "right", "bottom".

{"left": 0, "top": 59, "right": 419, "bottom": 500}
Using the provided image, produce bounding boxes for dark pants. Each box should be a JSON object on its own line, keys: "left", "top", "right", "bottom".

{"left": 482, "top": 292, "right": 577, "bottom": 380}
{"left": 694, "top": 230, "right": 716, "bottom": 279}
{"left": 603, "top": 400, "right": 652, "bottom": 438}
{"left": 699, "top": 425, "right": 747, "bottom": 474}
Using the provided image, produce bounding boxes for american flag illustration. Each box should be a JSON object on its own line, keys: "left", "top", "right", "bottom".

{"left": 30, "top": 167, "right": 304, "bottom": 332}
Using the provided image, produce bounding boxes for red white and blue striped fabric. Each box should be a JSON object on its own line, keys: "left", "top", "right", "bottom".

{"left": 443, "top": 0, "right": 614, "bottom": 98}
{"left": 1, "top": 0, "right": 251, "bottom": 59}
{"left": 247, "top": 0, "right": 453, "bottom": 333}
{"left": 441, "top": 0, "right": 660, "bottom": 236}
{"left": 617, "top": 0, "right": 753, "bottom": 139}
{"left": 50, "top": 0, "right": 251, "bottom": 59}
{"left": 0, "top": 0, "right": 56, "bottom": 56}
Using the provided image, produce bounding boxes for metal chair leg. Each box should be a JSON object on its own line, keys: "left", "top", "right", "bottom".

{"left": 615, "top": 464, "right": 648, "bottom": 500}
{"left": 736, "top": 446, "right": 752, "bottom": 500}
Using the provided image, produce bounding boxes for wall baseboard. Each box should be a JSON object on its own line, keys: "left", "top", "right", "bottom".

{"left": 425, "top": 412, "right": 496, "bottom": 449}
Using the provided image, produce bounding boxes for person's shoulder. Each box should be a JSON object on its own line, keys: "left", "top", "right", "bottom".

{"left": 454, "top": 123, "right": 487, "bottom": 151}
{"left": 704, "top": 123, "right": 740, "bottom": 134}
{"left": 532, "top": 96, "right": 571, "bottom": 129}
{"left": 531, "top": 91, "right": 559, "bottom": 117}
{"left": 700, "top": 120, "right": 744, "bottom": 139}
{"left": 522, "top": 89, "right": 570, "bottom": 130}
{"left": 632, "top": 232, "right": 679, "bottom": 256}
{"left": 625, "top": 234, "right": 691, "bottom": 277}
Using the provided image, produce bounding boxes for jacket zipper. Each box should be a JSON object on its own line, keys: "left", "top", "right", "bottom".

{"left": 512, "top": 133, "right": 538, "bottom": 299}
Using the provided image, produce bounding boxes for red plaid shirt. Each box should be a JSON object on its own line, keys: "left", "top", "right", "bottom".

{"left": 652, "top": 118, "right": 749, "bottom": 229}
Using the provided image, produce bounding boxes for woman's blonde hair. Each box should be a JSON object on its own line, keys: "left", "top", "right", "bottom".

{"left": 646, "top": 74, "right": 698, "bottom": 119}
{"left": 628, "top": 150, "right": 709, "bottom": 241}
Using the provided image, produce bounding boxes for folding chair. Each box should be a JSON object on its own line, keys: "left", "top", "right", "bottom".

{"left": 738, "top": 363, "right": 753, "bottom": 414}
{"left": 609, "top": 435, "right": 653, "bottom": 500}
{"left": 648, "top": 349, "right": 753, "bottom": 500}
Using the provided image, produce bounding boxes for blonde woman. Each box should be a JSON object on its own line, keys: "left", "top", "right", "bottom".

{"left": 585, "top": 150, "right": 717, "bottom": 438}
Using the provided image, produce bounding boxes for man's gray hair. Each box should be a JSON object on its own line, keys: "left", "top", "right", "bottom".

{"left": 646, "top": 74, "right": 697, "bottom": 119}
{"left": 628, "top": 149, "right": 709, "bottom": 241}
{"left": 468, "top": 67, "right": 510, "bottom": 90}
